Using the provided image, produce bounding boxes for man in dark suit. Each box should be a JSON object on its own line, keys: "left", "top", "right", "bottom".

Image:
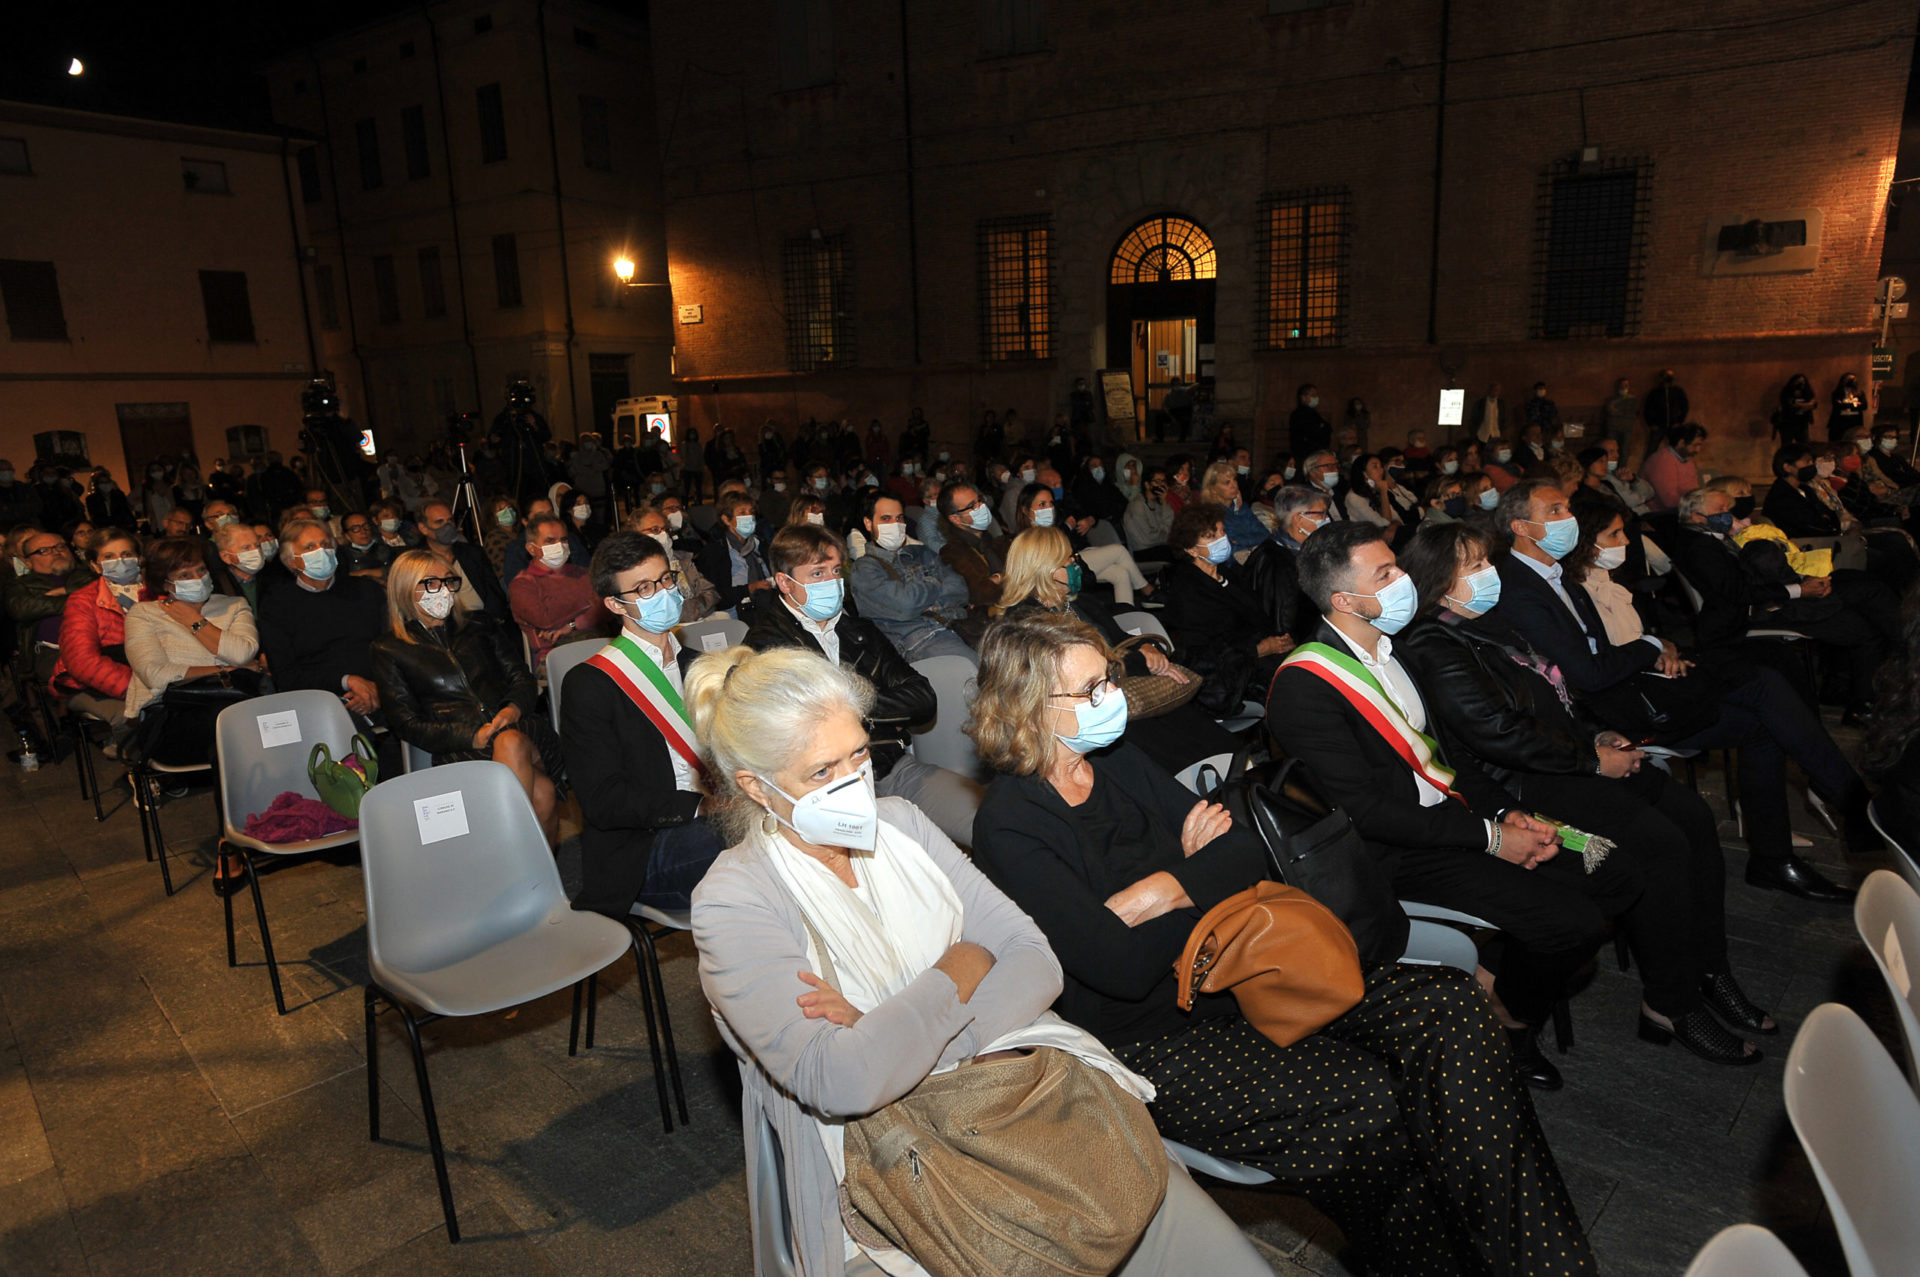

{"left": 1498, "top": 479, "right": 1868, "bottom": 902}
{"left": 1239, "top": 484, "right": 1336, "bottom": 645}
{"left": 1268, "top": 521, "right": 1638, "bottom": 1088}
{"left": 563, "top": 532, "right": 721, "bottom": 917}
{"left": 414, "top": 500, "right": 512, "bottom": 625}
{"left": 735, "top": 523, "right": 982, "bottom": 847}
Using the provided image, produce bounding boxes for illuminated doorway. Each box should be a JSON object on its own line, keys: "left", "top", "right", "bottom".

{"left": 1106, "top": 216, "right": 1216, "bottom": 439}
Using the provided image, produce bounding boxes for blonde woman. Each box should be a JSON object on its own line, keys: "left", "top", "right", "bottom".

{"left": 684, "top": 644, "right": 1267, "bottom": 1277}
{"left": 368, "top": 548, "right": 559, "bottom": 842}
{"left": 1198, "top": 458, "right": 1270, "bottom": 554}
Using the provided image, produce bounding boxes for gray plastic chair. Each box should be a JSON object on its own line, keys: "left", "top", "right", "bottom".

{"left": 907, "top": 655, "right": 984, "bottom": 780}
{"left": 1162, "top": 1138, "right": 1274, "bottom": 1187}
{"left": 676, "top": 613, "right": 748, "bottom": 659}
{"left": 400, "top": 741, "right": 434, "bottom": 775}
{"left": 1855, "top": 870, "right": 1920, "bottom": 1095}
{"left": 131, "top": 754, "right": 214, "bottom": 896}
{"left": 1400, "top": 900, "right": 1574, "bottom": 1052}
{"left": 747, "top": 1102, "right": 800, "bottom": 1277}
{"left": 1401, "top": 919, "right": 1479, "bottom": 974}
{"left": 1868, "top": 796, "right": 1920, "bottom": 898}
{"left": 1682, "top": 1224, "right": 1808, "bottom": 1277}
{"left": 542, "top": 637, "right": 604, "bottom": 732}
{"left": 1175, "top": 751, "right": 1235, "bottom": 795}
{"left": 358, "top": 760, "right": 643, "bottom": 1242}
{"left": 215, "top": 690, "right": 366, "bottom": 1014}
{"left": 1111, "top": 609, "right": 1171, "bottom": 644}
{"left": 1784, "top": 1002, "right": 1920, "bottom": 1276}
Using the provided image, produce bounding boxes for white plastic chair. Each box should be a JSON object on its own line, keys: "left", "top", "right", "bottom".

{"left": 401, "top": 741, "right": 434, "bottom": 775}
{"left": 747, "top": 1103, "right": 800, "bottom": 1277}
{"left": 1111, "top": 610, "right": 1170, "bottom": 644}
{"left": 1855, "top": 870, "right": 1920, "bottom": 1095}
{"left": 1868, "top": 796, "right": 1920, "bottom": 898}
{"left": 907, "top": 655, "right": 984, "bottom": 779}
{"left": 676, "top": 613, "right": 748, "bottom": 659}
{"left": 357, "top": 760, "right": 644, "bottom": 1242}
{"left": 1162, "top": 1139, "right": 1274, "bottom": 1187}
{"left": 1400, "top": 920, "right": 1479, "bottom": 973}
{"left": 1401, "top": 900, "right": 1574, "bottom": 1052}
{"left": 1682, "top": 1224, "right": 1808, "bottom": 1277}
{"left": 1783, "top": 1001, "right": 1920, "bottom": 1276}
{"left": 543, "top": 637, "right": 603, "bottom": 732}
{"left": 214, "top": 691, "right": 366, "bottom": 1014}
{"left": 1175, "top": 751, "right": 1235, "bottom": 795}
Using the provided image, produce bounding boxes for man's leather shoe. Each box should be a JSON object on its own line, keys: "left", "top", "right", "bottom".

{"left": 1744, "top": 854, "right": 1856, "bottom": 904}
{"left": 1505, "top": 1026, "right": 1563, "bottom": 1092}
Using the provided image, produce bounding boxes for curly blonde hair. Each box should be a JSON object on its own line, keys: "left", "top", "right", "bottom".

{"left": 992, "top": 526, "right": 1072, "bottom": 615}
{"left": 967, "top": 612, "right": 1110, "bottom": 777}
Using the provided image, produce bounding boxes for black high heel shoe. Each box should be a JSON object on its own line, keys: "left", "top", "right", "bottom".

{"left": 1638, "top": 1009, "right": 1763, "bottom": 1066}
{"left": 1700, "top": 973, "right": 1778, "bottom": 1036}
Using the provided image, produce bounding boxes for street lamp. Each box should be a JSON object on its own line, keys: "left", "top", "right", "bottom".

{"left": 613, "top": 256, "right": 635, "bottom": 285}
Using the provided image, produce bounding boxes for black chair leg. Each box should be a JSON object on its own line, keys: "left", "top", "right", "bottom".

{"left": 628, "top": 933, "right": 673, "bottom": 1133}
{"left": 639, "top": 922, "right": 690, "bottom": 1125}
{"left": 568, "top": 980, "right": 584, "bottom": 1057}
{"left": 365, "top": 985, "right": 383, "bottom": 1140}
{"left": 585, "top": 970, "right": 599, "bottom": 1050}
{"left": 1614, "top": 932, "right": 1632, "bottom": 973}
{"left": 1721, "top": 750, "right": 1738, "bottom": 822}
{"left": 81, "top": 728, "right": 104, "bottom": 823}
{"left": 393, "top": 1000, "right": 459, "bottom": 1243}
{"left": 242, "top": 852, "right": 287, "bottom": 1015}
{"left": 1550, "top": 998, "right": 1574, "bottom": 1054}
{"left": 222, "top": 840, "right": 238, "bottom": 968}
{"left": 135, "top": 770, "right": 155, "bottom": 861}
{"left": 146, "top": 773, "right": 175, "bottom": 896}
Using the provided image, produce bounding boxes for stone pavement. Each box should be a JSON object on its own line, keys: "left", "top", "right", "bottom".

{"left": 0, "top": 723, "right": 1901, "bottom": 1275}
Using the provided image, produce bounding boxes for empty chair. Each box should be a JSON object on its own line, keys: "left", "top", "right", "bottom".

{"left": 1111, "top": 609, "right": 1170, "bottom": 644}
{"left": 1855, "top": 870, "right": 1920, "bottom": 1094}
{"left": 676, "top": 613, "right": 748, "bottom": 658}
{"left": 1681, "top": 1224, "right": 1808, "bottom": 1277}
{"left": 906, "top": 654, "right": 983, "bottom": 779}
{"left": 357, "top": 760, "right": 645, "bottom": 1242}
{"left": 214, "top": 690, "right": 366, "bottom": 1013}
{"left": 1783, "top": 1001, "right": 1920, "bottom": 1276}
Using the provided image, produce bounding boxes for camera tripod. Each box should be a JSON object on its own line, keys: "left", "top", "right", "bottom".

{"left": 449, "top": 443, "right": 486, "bottom": 543}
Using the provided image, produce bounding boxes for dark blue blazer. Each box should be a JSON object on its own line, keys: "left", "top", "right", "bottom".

{"left": 1494, "top": 553, "right": 1658, "bottom": 695}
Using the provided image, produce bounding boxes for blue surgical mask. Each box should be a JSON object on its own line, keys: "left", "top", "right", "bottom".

{"left": 1032, "top": 506, "right": 1056, "bottom": 527}
{"left": 1704, "top": 511, "right": 1736, "bottom": 536}
{"left": 1090, "top": 466, "right": 1105, "bottom": 483}
{"left": 1478, "top": 488, "right": 1500, "bottom": 511}
{"left": 1205, "top": 534, "right": 1232, "bottom": 564}
{"left": 734, "top": 514, "right": 757, "bottom": 539}
{"left": 301, "top": 547, "right": 338, "bottom": 581}
{"left": 1442, "top": 460, "right": 1460, "bottom": 475}
{"left": 1533, "top": 515, "right": 1579, "bottom": 560}
{"left": 630, "top": 585, "right": 683, "bottom": 633}
{"left": 171, "top": 575, "right": 213, "bottom": 604}
{"left": 1446, "top": 565, "right": 1501, "bottom": 617}
{"left": 789, "top": 576, "right": 845, "bottom": 621}
{"left": 1055, "top": 685, "right": 1129, "bottom": 754}
{"left": 312, "top": 505, "right": 330, "bottom": 520}
{"left": 968, "top": 503, "right": 993, "bottom": 531}
{"left": 1350, "top": 571, "right": 1418, "bottom": 636}
{"left": 101, "top": 557, "right": 142, "bottom": 585}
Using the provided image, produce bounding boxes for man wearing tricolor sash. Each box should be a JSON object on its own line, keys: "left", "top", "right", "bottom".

{"left": 1266, "top": 521, "right": 1612, "bottom": 1092}
{"left": 562, "top": 532, "right": 724, "bottom": 918}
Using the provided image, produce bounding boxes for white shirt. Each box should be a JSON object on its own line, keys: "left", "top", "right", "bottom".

{"left": 782, "top": 595, "right": 843, "bottom": 665}
{"left": 627, "top": 628, "right": 697, "bottom": 793}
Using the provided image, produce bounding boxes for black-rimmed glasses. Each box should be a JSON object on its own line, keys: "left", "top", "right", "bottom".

{"left": 418, "top": 575, "right": 464, "bottom": 593}
{"left": 615, "top": 574, "right": 676, "bottom": 601}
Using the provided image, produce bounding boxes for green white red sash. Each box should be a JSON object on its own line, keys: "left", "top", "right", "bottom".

{"left": 1279, "top": 641, "right": 1463, "bottom": 804}
{"left": 587, "top": 633, "right": 711, "bottom": 791}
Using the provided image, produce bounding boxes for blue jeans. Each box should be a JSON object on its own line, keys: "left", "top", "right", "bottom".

{"left": 638, "top": 817, "right": 724, "bottom": 911}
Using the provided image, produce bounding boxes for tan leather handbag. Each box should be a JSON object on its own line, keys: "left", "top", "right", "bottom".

{"left": 1174, "top": 880, "right": 1366, "bottom": 1048}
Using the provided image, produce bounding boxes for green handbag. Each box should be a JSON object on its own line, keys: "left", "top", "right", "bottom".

{"left": 308, "top": 735, "right": 381, "bottom": 819}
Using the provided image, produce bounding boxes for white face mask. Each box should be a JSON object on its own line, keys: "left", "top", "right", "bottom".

{"left": 647, "top": 530, "right": 674, "bottom": 556}
{"left": 538, "top": 542, "right": 570, "bottom": 568}
{"left": 666, "top": 511, "right": 684, "bottom": 529}
{"left": 762, "top": 760, "right": 879, "bottom": 850}
{"left": 873, "top": 522, "right": 908, "bottom": 550}
{"left": 805, "top": 512, "right": 825, "bottom": 526}
{"left": 1594, "top": 544, "right": 1628, "bottom": 571}
{"left": 418, "top": 589, "right": 456, "bottom": 619}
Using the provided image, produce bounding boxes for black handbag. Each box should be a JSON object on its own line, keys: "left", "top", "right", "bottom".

{"left": 1204, "top": 749, "right": 1410, "bottom": 967}
{"left": 127, "top": 668, "right": 265, "bottom": 766}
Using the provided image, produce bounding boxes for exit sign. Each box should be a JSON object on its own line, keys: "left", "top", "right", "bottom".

{"left": 1873, "top": 346, "right": 1896, "bottom": 382}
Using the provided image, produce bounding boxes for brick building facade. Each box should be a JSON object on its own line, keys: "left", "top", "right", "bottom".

{"left": 651, "top": 0, "right": 1916, "bottom": 478}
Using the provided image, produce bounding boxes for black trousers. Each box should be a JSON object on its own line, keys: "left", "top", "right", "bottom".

{"left": 1674, "top": 663, "right": 1865, "bottom": 863}
{"left": 1513, "top": 766, "right": 1726, "bottom": 1017}
{"left": 1386, "top": 830, "right": 1645, "bottom": 1026}
{"left": 1766, "top": 595, "right": 1886, "bottom": 706}
{"left": 1117, "top": 964, "right": 1594, "bottom": 1276}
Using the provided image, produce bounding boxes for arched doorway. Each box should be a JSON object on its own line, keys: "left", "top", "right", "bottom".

{"left": 1106, "top": 215, "right": 1216, "bottom": 439}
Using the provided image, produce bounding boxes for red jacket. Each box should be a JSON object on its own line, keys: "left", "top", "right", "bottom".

{"left": 51, "top": 578, "right": 133, "bottom": 699}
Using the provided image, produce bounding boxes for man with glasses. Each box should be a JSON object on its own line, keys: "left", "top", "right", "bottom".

{"left": 7, "top": 530, "right": 93, "bottom": 688}
{"left": 564, "top": 532, "right": 723, "bottom": 917}
{"left": 510, "top": 512, "right": 605, "bottom": 667}
{"left": 1234, "top": 485, "right": 1336, "bottom": 646}
{"left": 256, "top": 516, "right": 387, "bottom": 723}
{"left": 338, "top": 512, "right": 395, "bottom": 581}
{"left": 936, "top": 482, "right": 1010, "bottom": 612}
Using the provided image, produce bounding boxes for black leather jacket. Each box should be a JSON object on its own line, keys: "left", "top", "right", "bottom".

{"left": 1394, "top": 610, "right": 1602, "bottom": 787}
{"left": 738, "top": 600, "right": 934, "bottom": 778}
{"left": 368, "top": 612, "right": 538, "bottom": 757}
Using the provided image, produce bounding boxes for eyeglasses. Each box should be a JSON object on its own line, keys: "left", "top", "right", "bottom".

{"left": 25, "top": 544, "right": 67, "bottom": 558}
{"left": 418, "top": 575, "right": 464, "bottom": 593}
{"left": 1048, "top": 676, "right": 1117, "bottom": 708}
{"left": 615, "top": 574, "right": 677, "bottom": 601}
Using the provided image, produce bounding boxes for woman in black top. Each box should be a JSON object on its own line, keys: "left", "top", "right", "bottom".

{"left": 1159, "top": 502, "right": 1291, "bottom": 712}
{"left": 1830, "top": 372, "right": 1868, "bottom": 441}
{"left": 966, "top": 612, "right": 1594, "bottom": 1276}
{"left": 1775, "top": 373, "right": 1817, "bottom": 449}
{"left": 369, "top": 549, "right": 561, "bottom": 844}
{"left": 1395, "top": 521, "right": 1768, "bottom": 1066}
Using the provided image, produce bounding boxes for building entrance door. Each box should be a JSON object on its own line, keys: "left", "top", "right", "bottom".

{"left": 588, "top": 353, "right": 631, "bottom": 434}
{"left": 1106, "top": 216, "right": 1216, "bottom": 442}
{"left": 115, "top": 402, "right": 196, "bottom": 487}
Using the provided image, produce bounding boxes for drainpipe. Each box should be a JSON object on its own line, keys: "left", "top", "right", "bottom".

{"left": 309, "top": 49, "right": 375, "bottom": 425}
{"left": 898, "top": 0, "right": 922, "bottom": 364}
{"left": 277, "top": 134, "right": 320, "bottom": 374}
{"left": 426, "top": 8, "right": 486, "bottom": 413}
{"left": 1424, "top": 0, "right": 1451, "bottom": 347}
{"left": 537, "top": 0, "right": 583, "bottom": 437}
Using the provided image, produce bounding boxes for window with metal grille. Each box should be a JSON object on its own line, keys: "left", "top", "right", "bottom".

{"left": 0, "top": 260, "right": 67, "bottom": 341}
{"left": 476, "top": 83, "right": 508, "bottom": 163}
{"left": 402, "top": 104, "right": 431, "bottom": 179}
{"left": 1255, "top": 188, "right": 1349, "bottom": 349}
{"left": 372, "top": 255, "right": 401, "bottom": 323}
{"left": 579, "top": 95, "right": 611, "bottom": 171}
{"left": 314, "top": 263, "right": 340, "bottom": 330}
{"left": 783, "top": 234, "right": 854, "bottom": 371}
{"left": 978, "top": 215, "right": 1053, "bottom": 361}
{"left": 418, "top": 247, "right": 446, "bottom": 318}
{"left": 355, "top": 117, "right": 383, "bottom": 189}
{"left": 1109, "top": 216, "right": 1216, "bottom": 284}
{"left": 296, "top": 146, "right": 322, "bottom": 203}
{"left": 1532, "top": 158, "right": 1649, "bottom": 340}
{"left": 492, "top": 233, "right": 522, "bottom": 307}
{"left": 199, "top": 270, "right": 255, "bottom": 343}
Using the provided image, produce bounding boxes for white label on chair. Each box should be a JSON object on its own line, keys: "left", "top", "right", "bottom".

{"left": 415, "top": 792, "right": 470, "bottom": 844}
{"left": 1886, "top": 923, "right": 1912, "bottom": 999}
{"left": 256, "top": 711, "right": 302, "bottom": 749}
{"left": 699, "top": 632, "right": 728, "bottom": 652}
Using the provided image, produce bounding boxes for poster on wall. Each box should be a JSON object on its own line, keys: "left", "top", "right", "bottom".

{"left": 1437, "top": 388, "right": 1465, "bottom": 427}
{"left": 33, "top": 431, "right": 89, "bottom": 465}
{"left": 1098, "top": 370, "right": 1136, "bottom": 428}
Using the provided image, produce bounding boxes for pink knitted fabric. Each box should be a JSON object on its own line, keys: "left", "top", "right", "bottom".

{"left": 244, "top": 791, "right": 357, "bottom": 843}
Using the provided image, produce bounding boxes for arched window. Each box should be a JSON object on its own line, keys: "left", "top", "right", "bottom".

{"left": 1109, "top": 216, "right": 1217, "bottom": 285}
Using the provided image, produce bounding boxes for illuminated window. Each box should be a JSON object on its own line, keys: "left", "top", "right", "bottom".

{"left": 783, "top": 234, "right": 854, "bottom": 371}
{"left": 1109, "top": 216, "right": 1216, "bottom": 285}
{"left": 1255, "top": 188, "right": 1348, "bottom": 349}
{"left": 978, "top": 214, "right": 1053, "bottom": 361}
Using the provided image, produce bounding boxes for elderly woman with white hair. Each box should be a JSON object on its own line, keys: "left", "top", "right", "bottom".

{"left": 686, "top": 645, "right": 1267, "bottom": 1277}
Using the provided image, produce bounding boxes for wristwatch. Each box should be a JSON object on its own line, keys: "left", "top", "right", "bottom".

{"left": 190, "top": 619, "right": 208, "bottom": 633}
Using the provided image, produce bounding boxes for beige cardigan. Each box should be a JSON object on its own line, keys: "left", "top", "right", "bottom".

{"left": 123, "top": 595, "right": 259, "bottom": 718}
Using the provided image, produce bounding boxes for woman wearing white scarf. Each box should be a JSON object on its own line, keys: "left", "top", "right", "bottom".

{"left": 687, "top": 646, "right": 1266, "bottom": 1277}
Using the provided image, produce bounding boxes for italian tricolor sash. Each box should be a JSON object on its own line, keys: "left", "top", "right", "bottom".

{"left": 1280, "top": 641, "right": 1464, "bottom": 804}
{"left": 587, "top": 633, "right": 711, "bottom": 791}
